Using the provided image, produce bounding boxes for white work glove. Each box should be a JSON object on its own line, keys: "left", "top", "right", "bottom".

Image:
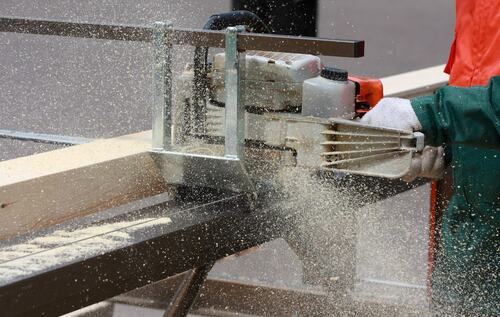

{"left": 361, "top": 98, "right": 444, "bottom": 181}
{"left": 360, "top": 97, "right": 422, "bottom": 131}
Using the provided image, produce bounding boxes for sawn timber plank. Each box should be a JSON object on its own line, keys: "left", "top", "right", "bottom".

{"left": 0, "top": 131, "right": 169, "bottom": 240}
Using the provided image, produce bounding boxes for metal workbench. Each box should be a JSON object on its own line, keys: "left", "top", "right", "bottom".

{"left": 0, "top": 174, "right": 424, "bottom": 317}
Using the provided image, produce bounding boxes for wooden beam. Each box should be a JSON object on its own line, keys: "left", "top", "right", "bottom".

{"left": 0, "top": 131, "right": 169, "bottom": 240}
{"left": 381, "top": 64, "right": 449, "bottom": 98}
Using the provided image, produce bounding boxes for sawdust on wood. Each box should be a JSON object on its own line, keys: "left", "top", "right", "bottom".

{"left": 0, "top": 216, "right": 172, "bottom": 283}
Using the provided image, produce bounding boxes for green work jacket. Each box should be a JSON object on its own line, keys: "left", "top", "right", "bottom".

{"left": 411, "top": 76, "right": 500, "bottom": 316}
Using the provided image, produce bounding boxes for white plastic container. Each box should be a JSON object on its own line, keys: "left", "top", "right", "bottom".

{"left": 301, "top": 67, "right": 356, "bottom": 119}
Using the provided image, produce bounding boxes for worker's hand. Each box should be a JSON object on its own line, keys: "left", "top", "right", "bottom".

{"left": 360, "top": 97, "right": 422, "bottom": 132}
{"left": 403, "top": 146, "right": 445, "bottom": 182}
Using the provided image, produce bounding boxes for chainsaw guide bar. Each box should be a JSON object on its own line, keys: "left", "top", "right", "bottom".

{"left": 321, "top": 118, "right": 424, "bottom": 179}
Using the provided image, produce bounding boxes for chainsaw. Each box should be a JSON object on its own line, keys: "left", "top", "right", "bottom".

{"left": 151, "top": 11, "right": 424, "bottom": 194}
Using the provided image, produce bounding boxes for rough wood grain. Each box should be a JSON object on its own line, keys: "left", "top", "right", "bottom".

{"left": 0, "top": 131, "right": 169, "bottom": 240}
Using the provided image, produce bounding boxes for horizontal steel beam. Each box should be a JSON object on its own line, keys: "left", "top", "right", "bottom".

{"left": 0, "top": 173, "right": 425, "bottom": 317}
{"left": 0, "top": 17, "right": 364, "bottom": 57}
{"left": 0, "top": 191, "right": 263, "bottom": 317}
{"left": 0, "top": 17, "right": 152, "bottom": 42}
{"left": 111, "top": 276, "right": 329, "bottom": 316}
{"left": 0, "top": 129, "right": 93, "bottom": 145}
{"left": 109, "top": 275, "right": 429, "bottom": 316}
{"left": 169, "top": 28, "right": 364, "bottom": 57}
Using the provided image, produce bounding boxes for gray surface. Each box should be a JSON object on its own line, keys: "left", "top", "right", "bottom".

{"left": 0, "top": 0, "right": 231, "bottom": 147}
{"left": 319, "top": 0, "right": 455, "bottom": 76}
{"left": 0, "top": 0, "right": 447, "bottom": 313}
{"left": 355, "top": 185, "right": 430, "bottom": 308}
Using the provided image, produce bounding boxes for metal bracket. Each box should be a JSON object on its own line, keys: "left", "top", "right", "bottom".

{"left": 152, "top": 22, "right": 173, "bottom": 151}
{"left": 150, "top": 23, "right": 255, "bottom": 194}
{"left": 412, "top": 132, "right": 425, "bottom": 152}
{"left": 223, "top": 26, "right": 246, "bottom": 159}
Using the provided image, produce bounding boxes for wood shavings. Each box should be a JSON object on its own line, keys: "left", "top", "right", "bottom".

{"left": 0, "top": 216, "right": 172, "bottom": 283}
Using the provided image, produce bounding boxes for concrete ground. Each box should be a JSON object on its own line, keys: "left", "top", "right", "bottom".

{"left": 0, "top": 1, "right": 454, "bottom": 315}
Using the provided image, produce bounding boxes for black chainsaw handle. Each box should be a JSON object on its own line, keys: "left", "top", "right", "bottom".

{"left": 203, "top": 10, "right": 272, "bottom": 33}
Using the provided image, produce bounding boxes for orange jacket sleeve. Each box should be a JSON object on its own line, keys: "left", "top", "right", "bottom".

{"left": 446, "top": 0, "right": 500, "bottom": 87}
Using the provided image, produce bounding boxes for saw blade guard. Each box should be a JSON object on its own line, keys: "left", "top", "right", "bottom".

{"left": 321, "top": 118, "right": 425, "bottom": 179}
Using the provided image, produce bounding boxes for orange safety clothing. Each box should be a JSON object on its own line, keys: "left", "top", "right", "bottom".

{"left": 445, "top": 0, "right": 500, "bottom": 87}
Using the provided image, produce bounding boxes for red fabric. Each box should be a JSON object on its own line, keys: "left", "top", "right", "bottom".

{"left": 445, "top": 0, "right": 500, "bottom": 87}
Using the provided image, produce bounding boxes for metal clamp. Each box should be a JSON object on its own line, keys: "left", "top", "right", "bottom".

{"left": 150, "top": 23, "right": 255, "bottom": 194}
{"left": 223, "top": 26, "right": 246, "bottom": 159}
{"left": 152, "top": 21, "right": 173, "bottom": 151}
{"left": 412, "top": 132, "right": 425, "bottom": 152}
{"left": 0, "top": 16, "right": 363, "bottom": 150}
{"left": 152, "top": 23, "right": 248, "bottom": 156}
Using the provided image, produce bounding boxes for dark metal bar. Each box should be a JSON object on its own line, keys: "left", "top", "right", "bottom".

{"left": 169, "top": 28, "right": 364, "bottom": 57}
{"left": 162, "top": 263, "right": 214, "bottom": 317}
{"left": 0, "top": 192, "right": 262, "bottom": 317}
{"left": 194, "top": 277, "right": 329, "bottom": 316}
{"left": 0, "top": 129, "right": 93, "bottom": 145}
{"left": 112, "top": 275, "right": 429, "bottom": 316}
{"left": 0, "top": 17, "right": 152, "bottom": 42}
{"left": 113, "top": 275, "right": 329, "bottom": 316}
{"left": 0, "top": 17, "right": 363, "bottom": 57}
{"left": 0, "top": 178, "right": 426, "bottom": 317}
{"left": 239, "top": 32, "right": 364, "bottom": 57}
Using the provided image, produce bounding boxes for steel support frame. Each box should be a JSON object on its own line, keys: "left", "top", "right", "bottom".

{"left": 152, "top": 22, "right": 174, "bottom": 151}
{"left": 151, "top": 23, "right": 249, "bottom": 158}
{"left": 0, "top": 17, "right": 363, "bottom": 56}
{"left": 0, "top": 176, "right": 426, "bottom": 317}
{"left": 162, "top": 263, "right": 214, "bottom": 317}
{"left": 0, "top": 191, "right": 261, "bottom": 317}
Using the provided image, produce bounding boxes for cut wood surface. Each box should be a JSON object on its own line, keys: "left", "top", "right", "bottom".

{"left": 0, "top": 131, "right": 169, "bottom": 240}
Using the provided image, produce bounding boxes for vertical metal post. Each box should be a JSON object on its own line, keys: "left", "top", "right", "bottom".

{"left": 152, "top": 22, "right": 173, "bottom": 151}
{"left": 224, "top": 26, "right": 246, "bottom": 159}
{"left": 162, "top": 263, "right": 214, "bottom": 317}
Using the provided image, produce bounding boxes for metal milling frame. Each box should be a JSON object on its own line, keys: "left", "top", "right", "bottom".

{"left": 0, "top": 16, "right": 364, "bottom": 193}
{"left": 0, "top": 17, "right": 433, "bottom": 317}
{"left": 149, "top": 23, "right": 365, "bottom": 194}
{"left": 150, "top": 23, "right": 256, "bottom": 194}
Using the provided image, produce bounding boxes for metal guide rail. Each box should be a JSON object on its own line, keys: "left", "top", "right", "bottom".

{"left": 0, "top": 16, "right": 363, "bottom": 147}
{"left": 146, "top": 19, "right": 363, "bottom": 194}
{"left": 0, "top": 16, "right": 364, "bottom": 56}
